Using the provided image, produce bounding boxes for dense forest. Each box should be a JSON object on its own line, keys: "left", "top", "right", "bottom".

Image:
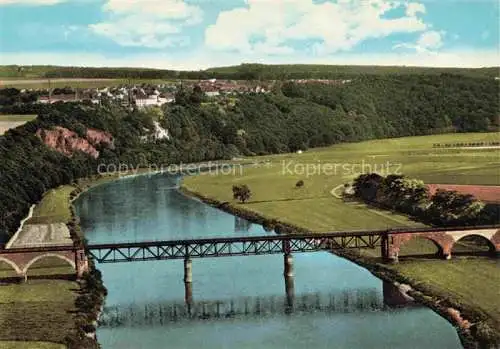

{"left": 0, "top": 73, "right": 498, "bottom": 242}
{"left": 1, "top": 63, "right": 499, "bottom": 80}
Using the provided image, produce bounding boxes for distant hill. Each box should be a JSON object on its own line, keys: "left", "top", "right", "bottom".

{"left": 206, "top": 63, "right": 500, "bottom": 79}
{"left": 1, "top": 63, "right": 498, "bottom": 80}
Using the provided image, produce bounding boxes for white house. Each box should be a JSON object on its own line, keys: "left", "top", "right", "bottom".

{"left": 135, "top": 95, "right": 161, "bottom": 108}
{"left": 135, "top": 94, "right": 174, "bottom": 109}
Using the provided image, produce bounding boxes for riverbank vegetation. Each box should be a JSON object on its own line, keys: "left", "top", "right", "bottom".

{"left": 352, "top": 173, "right": 499, "bottom": 226}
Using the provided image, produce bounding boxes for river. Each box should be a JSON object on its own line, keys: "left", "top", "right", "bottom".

{"left": 74, "top": 173, "right": 462, "bottom": 349}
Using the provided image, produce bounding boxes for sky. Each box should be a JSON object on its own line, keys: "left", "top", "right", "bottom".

{"left": 0, "top": 0, "right": 498, "bottom": 69}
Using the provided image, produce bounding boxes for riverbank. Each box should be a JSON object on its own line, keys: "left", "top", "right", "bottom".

{"left": 0, "top": 175, "right": 115, "bottom": 348}
{"left": 0, "top": 163, "right": 244, "bottom": 347}
{"left": 180, "top": 184, "right": 500, "bottom": 349}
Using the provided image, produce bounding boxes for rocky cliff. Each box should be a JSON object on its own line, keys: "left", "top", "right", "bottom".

{"left": 36, "top": 126, "right": 113, "bottom": 159}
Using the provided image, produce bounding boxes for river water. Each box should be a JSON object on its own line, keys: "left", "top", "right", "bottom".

{"left": 74, "top": 173, "right": 462, "bottom": 349}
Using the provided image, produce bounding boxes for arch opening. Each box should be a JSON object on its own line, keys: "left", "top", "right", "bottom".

{"left": 0, "top": 258, "right": 22, "bottom": 277}
{"left": 452, "top": 235, "right": 496, "bottom": 256}
{"left": 398, "top": 236, "right": 443, "bottom": 259}
{"left": 23, "top": 254, "right": 75, "bottom": 278}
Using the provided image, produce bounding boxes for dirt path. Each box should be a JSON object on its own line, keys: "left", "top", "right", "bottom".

{"left": 0, "top": 121, "right": 28, "bottom": 135}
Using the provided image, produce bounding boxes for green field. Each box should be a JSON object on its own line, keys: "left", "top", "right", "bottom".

{"left": 0, "top": 115, "right": 37, "bottom": 122}
{"left": 0, "top": 78, "right": 175, "bottom": 89}
{"left": 182, "top": 132, "right": 500, "bottom": 333}
{"left": 184, "top": 132, "right": 499, "bottom": 231}
{"left": 393, "top": 258, "right": 500, "bottom": 325}
{"left": 27, "top": 186, "right": 75, "bottom": 225}
{"left": 0, "top": 185, "right": 78, "bottom": 348}
{"left": 0, "top": 280, "right": 77, "bottom": 346}
{"left": 0, "top": 342, "right": 65, "bottom": 349}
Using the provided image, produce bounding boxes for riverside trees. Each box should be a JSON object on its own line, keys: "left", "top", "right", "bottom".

{"left": 352, "top": 173, "right": 498, "bottom": 226}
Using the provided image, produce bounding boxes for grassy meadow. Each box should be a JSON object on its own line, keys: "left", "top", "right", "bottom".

{"left": 182, "top": 132, "right": 500, "bottom": 330}
{"left": 27, "top": 186, "right": 75, "bottom": 225}
{"left": 0, "top": 280, "right": 77, "bottom": 346}
{"left": 393, "top": 258, "right": 500, "bottom": 326}
{"left": 0, "top": 78, "right": 175, "bottom": 90}
{"left": 0, "top": 184, "right": 78, "bottom": 348}
{"left": 184, "top": 132, "right": 499, "bottom": 231}
{"left": 0, "top": 342, "right": 66, "bottom": 349}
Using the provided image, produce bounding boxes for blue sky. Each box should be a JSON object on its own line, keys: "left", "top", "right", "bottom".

{"left": 0, "top": 0, "right": 498, "bottom": 69}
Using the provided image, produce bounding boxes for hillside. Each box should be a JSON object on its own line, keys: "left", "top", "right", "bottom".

{"left": 206, "top": 63, "right": 500, "bottom": 79}
{"left": 1, "top": 63, "right": 499, "bottom": 80}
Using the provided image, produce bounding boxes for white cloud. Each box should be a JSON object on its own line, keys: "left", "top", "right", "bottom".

{"left": 102, "top": 0, "right": 201, "bottom": 21}
{"left": 205, "top": 0, "right": 428, "bottom": 55}
{"left": 89, "top": 0, "right": 202, "bottom": 48}
{"left": 406, "top": 2, "right": 425, "bottom": 17}
{"left": 394, "top": 30, "right": 444, "bottom": 53}
{"left": 2, "top": 49, "right": 498, "bottom": 70}
{"left": 0, "top": 0, "right": 66, "bottom": 5}
{"left": 417, "top": 30, "right": 443, "bottom": 50}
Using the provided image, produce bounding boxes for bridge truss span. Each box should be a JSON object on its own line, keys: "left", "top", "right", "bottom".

{"left": 87, "top": 233, "right": 384, "bottom": 263}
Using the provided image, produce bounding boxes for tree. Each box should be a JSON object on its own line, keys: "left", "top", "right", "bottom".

{"left": 427, "top": 190, "right": 484, "bottom": 226}
{"left": 174, "top": 85, "right": 189, "bottom": 106}
{"left": 232, "top": 184, "right": 252, "bottom": 203}
{"left": 189, "top": 85, "right": 204, "bottom": 106}
{"left": 353, "top": 173, "right": 383, "bottom": 203}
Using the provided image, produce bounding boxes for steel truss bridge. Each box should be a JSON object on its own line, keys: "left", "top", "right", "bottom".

{"left": 86, "top": 230, "right": 387, "bottom": 263}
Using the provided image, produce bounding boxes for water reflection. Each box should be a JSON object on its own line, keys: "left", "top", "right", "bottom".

{"left": 100, "top": 288, "right": 383, "bottom": 327}
{"left": 234, "top": 216, "right": 253, "bottom": 233}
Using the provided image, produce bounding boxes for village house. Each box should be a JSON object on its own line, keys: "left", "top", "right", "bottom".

{"left": 134, "top": 89, "right": 174, "bottom": 109}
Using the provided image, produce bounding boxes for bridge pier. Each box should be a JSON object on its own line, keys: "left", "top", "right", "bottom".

{"left": 284, "top": 253, "right": 294, "bottom": 311}
{"left": 441, "top": 252, "right": 452, "bottom": 260}
{"left": 184, "top": 258, "right": 193, "bottom": 306}
{"left": 284, "top": 253, "right": 293, "bottom": 278}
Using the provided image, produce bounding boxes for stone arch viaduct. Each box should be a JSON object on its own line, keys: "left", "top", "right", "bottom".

{"left": 0, "top": 246, "right": 88, "bottom": 281}
{"left": 383, "top": 227, "right": 500, "bottom": 261}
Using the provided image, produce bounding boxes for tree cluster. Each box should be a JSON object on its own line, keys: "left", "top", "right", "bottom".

{"left": 0, "top": 87, "right": 38, "bottom": 106}
{"left": 352, "top": 173, "right": 499, "bottom": 227}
